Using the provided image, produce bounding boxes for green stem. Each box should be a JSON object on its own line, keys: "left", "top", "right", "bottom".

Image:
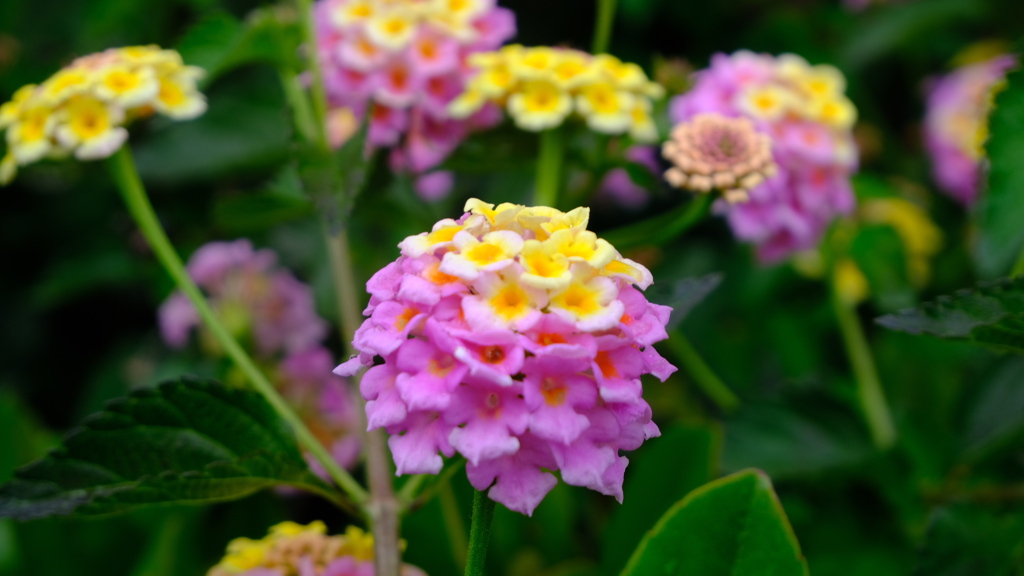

{"left": 463, "top": 490, "right": 496, "bottom": 576}
{"left": 279, "top": 70, "right": 319, "bottom": 145}
{"left": 439, "top": 480, "right": 468, "bottom": 572}
{"left": 325, "top": 229, "right": 364, "bottom": 356}
{"left": 534, "top": 128, "right": 564, "bottom": 208}
{"left": 107, "top": 147, "right": 368, "bottom": 507}
{"left": 662, "top": 333, "right": 739, "bottom": 412}
{"left": 591, "top": 0, "right": 618, "bottom": 54}
{"left": 295, "top": 0, "right": 330, "bottom": 150}
{"left": 830, "top": 283, "right": 897, "bottom": 450}
{"left": 602, "top": 193, "right": 713, "bottom": 250}
{"left": 1012, "top": 246, "right": 1024, "bottom": 277}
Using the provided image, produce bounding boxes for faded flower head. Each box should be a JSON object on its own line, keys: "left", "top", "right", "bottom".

{"left": 449, "top": 45, "right": 664, "bottom": 141}
{"left": 662, "top": 112, "right": 778, "bottom": 203}
{"left": 0, "top": 45, "right": 205, "bottom": 184}
{"left": 315, "top": 0, "right": 516, "bottom": 194}
{"left": 336, "top": 198, "right": 675, "bottom": 516}
{"left": 671, "top": 51, "right": 859, "bottom": 262}
{"left": 159, "top": 240, "right": 361, "bottom": 471}
{"left": 924, "top": 54, "right": 1016, "bottom": 206}
{"left": 208, "top": 521, "right": 426, "bottom": 576}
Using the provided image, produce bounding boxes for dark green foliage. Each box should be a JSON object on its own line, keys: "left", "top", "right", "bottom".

{"left": 621, "top": 469, "right": 808, "bottom": 576}
{"left": 914, "top": 505, "right": 1024, "bottom": 576}
{"left": 0, "top": 378, "right": 332, "bottom": 521}
{"left": 876, "top": 276, "right": 1024, "bottom": 352}
{"left": 976, "top": 58, "right": 1024, "bottom": 277}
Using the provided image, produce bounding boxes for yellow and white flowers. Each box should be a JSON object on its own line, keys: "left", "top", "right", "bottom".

{"left": 449, "top": 45, "right": 664, "bottom": 141}
{"left": 0, "top": 45, "right": 206, "bottom": 185}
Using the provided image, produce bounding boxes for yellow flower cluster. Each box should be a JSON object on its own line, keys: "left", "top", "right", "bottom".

{"left": 833, "top": 198, "right": 943, "bottom": 305}
{"left": 448, "top": 45, "right": 665, "bottom": 141}
{"left": 738, "top": 54, "right": 857, "bottom": 131}
{"left": 0, "top": 45, "right": 206, "bottom": 185}
{"left": 208, "top": 521, "right": 375, "bottom": 576}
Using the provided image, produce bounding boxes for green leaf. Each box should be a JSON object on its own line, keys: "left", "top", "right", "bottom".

{"left": 914, "top": 505, "right": 1024, "bottom": 576}
{"left": 976, "top": 58, "right": 1024, "bottom": 278}
{"left": 645, "top": 273, "right": 723, "bottom": 331}
{"left": 602, "top": 425, "right": 720, "bottom": 575}
{"left": 0, "top": 378, "right": 333, "bottom": 521}
{"left": 621, "top": 469, "right": 808, "bottom": 576}
{"left": 212, "top": 192, "right": 314, "bottom": 232}
{"left": 176, "top": 11, "right": 302, "bottom": 83}
{"left": 875, "top": 276, "right": 1024, "bottom": 352}
{"left": 721, "top": 395, "right": 872, "bottom": 479}
{"left": 962, "top": 357, "right": 1024, "bottom": 461}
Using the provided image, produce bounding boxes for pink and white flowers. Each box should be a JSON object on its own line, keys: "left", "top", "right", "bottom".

{"left": 315, "top": 0, "right": 516, "bottom": 198}
{"left": 337, "top": 199, "right": 675, "bottom": 515}
{"left": 671, "top": 51, "right": 859, "bottom": 262}
{"left": 923, "top": 54, "right": 1016, "bottom": 206}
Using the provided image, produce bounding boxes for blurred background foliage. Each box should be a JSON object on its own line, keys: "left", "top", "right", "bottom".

{"left": 3, "top": 0, "right": 1024, "bottom": 574}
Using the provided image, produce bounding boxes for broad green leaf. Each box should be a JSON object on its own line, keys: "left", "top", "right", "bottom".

{"left": 0, "top": 378, "right": 333, "bottom": 520}
{"left": 601, "top": 425, "right": 720, "bottom": 575}
{"left": 621, "top": 469, "right": 808, "bottom": 576}
{"left": 645, "top": 274, "right": 723, "bottom": 331}
{"left": 875, "top": 276, "right": 1024, "bottom": 352}
{"left": 721, "top": 396, "right": 872, "bottom": 479}
{"left": 176, "top": 11, "right": 302, "bottom": 83}
{"left": 914, "top": 505, "right": 1024, "bottom": 576}
{"left": 962, "top": 357, "right": 1024, "bottom": 461}
{"left": 976, "top": 59, "right": 1024, "bottom": 278}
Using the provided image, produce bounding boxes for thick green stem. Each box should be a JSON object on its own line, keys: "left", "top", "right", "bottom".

{"left": 591, "top": 0, "right": 618, "bottom": 54}
{"left": 602, "top": 193, "right": 713, "bottom": 250}
{"left": 295, "top": 0, "right": 330, "bottom": 150}
{"left": 534, "top": 128, "right": 564, "bottom": 208}
{"left": 463, "top": 490, "right": 496, "bottom": 576}
{"left": 107, "top": 147, "right": 368, "bottom": 507}
{"left": 325, "top": 229, "right": 364, "bottom": 356}
{"left": 662, "top": 333, "right": 739, "bottom": 413}
{"left": 831, "top": 285, "right": 897, "bottom": 450}
{"left": 1011, "top": 246, "right": 1024, "bottom": 277}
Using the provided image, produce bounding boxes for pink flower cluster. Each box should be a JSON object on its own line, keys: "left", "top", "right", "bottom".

{"left": 336, "top": 199, "right": 676, "bottom": 515}
{"left": 315, "top": 0, "right": 516, "bottom": 197}
{"left": 160, "top": 240, "right": 361, "bottom": 471}
{"left": 923, "top": 54, "right": 1016, "bottom": 206}
{"left": 671, "top": 51, "right": 859, "bottom": 262}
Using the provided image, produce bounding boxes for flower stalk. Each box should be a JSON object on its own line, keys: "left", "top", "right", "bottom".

{"left": 663, "top": 333, "right": 739, "bottom": 412}
{"left": 592, "top": 0, "right": 618, "bottom": 54}
{"left": 1012, "top": 245, "right": 1024, "bottom": 277}
{"left": 106, "top": 146, "right": 369, "bottom": 507}
{"left": 602, "top": 192, "right": 713, "bottom": 250}
{"left": 830, "top": 276, "right": 897, "bottom": 450}
{"left": 535, "top": 127, "right": 565, "bottom": 209}
{"left": 463, "top": 490, "right": 496, "bottom": 576}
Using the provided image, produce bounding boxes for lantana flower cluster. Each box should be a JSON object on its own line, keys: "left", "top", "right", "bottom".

{"left": 160, "top": 240, "right": 361, "bottom": 472}
{"left": 662, "top": 112, "right": 778, "bottom": 204}
{"left": 314, "top": 0, "right": 516, "bottom": 181}
{"left": 671, "top": 51, "right": 859, "bottom": 262}
{"left": 208, "top": 521, "right": 426, "bottom": 576}
{"left": 449, "top": 45, "right": 664, "bottom": 141}
{"left": 923, "top": 54, "right": 1016, "bottom": 206}
{"left": 336, "top": 198, "right": 676, "bottom": 515}
{"left": 0, "top": 45, "right": 205, "bottom": 184}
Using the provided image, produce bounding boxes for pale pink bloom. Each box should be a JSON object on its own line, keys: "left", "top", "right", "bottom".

{"left": 663, "top": 112, "right": 778, "bottom": 203}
